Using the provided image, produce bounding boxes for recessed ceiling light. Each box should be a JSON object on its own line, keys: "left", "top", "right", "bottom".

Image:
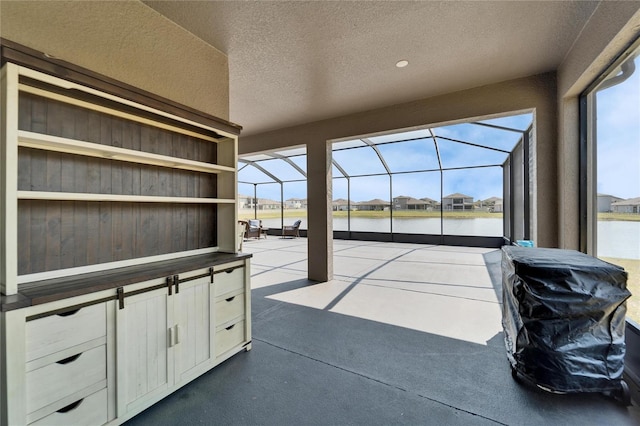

{"left": 396, "top": 60, "right": 409, "bottom": 68}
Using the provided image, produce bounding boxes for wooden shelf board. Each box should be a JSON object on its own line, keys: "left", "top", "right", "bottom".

{"left": 18, "top": 130, "right": 236, "bottom": 174}
{"left": 17, "top": 191, "right": 236, "bottom": 204}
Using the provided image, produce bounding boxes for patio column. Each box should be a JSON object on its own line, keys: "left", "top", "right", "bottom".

{"left": 307, "top": 139, "right": 333, "bottom": 282}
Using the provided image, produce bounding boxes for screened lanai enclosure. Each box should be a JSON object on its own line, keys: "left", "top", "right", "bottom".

{"left": 238, "top": 113, "right": 534, "bottom": 248}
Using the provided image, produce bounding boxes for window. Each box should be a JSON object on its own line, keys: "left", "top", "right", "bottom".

{"left": 582, "top": 39, "right": 640, "bottom": 324}
{"left": 239, "top": 113, "right": 532, "bottom": 245}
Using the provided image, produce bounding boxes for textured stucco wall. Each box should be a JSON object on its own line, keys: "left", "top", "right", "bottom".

{"left": 241, "top": 73, "right": 558, "bottom": 281}
{"left": 0, "top": 1, "right": 229, "bottom": 120}
{"left": 558, "top": 3, "right": 640, "bottom": 98}
{"left": 556, "top": 4, "right": 640, "bottom": 250}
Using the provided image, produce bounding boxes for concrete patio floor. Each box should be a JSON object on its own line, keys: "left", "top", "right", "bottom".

{"left": 126, "top": 238, "right": 640, "bottom": 425}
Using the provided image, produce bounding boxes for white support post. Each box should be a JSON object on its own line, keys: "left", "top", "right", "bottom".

{"left": 217, "top": 137, "right": 239, "bottom": 252}
{"left": 1, "top": 63, "right": 19, "bottom": 295}
{"left": 1, "top": 309, "right": 27, "bottom": 425}
{"left": 244, "top": 259, "right": 252, "bottom": 351}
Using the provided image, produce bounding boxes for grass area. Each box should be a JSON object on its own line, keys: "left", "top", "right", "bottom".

{"left": 598, "top": 212, "right": 640, "bottom": 222}
{"left": 239, "top": 209, "right": 503, "bottom": 220}
{"left": 240, "top": 210, "right": 638, "bottom": 221}
{"left": 239, "top": 210, "right": 307, "bottom": 220}
{"left": 600, "top": 257, "right": 640, "bottom": 323}
{"left": 333, "top": 210, "right": 503, "bottom": 219}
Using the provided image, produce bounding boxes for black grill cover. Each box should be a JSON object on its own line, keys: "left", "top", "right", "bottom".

{"left": 502, "top": 246, "right": 631, "bottom": 393}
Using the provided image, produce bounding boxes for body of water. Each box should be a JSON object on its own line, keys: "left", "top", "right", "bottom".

{"left": 260, "top": 217, "right": 639, "bottom": 259}
{"left": 332, "top": 217, "right": 504, "bottom": 236}
{"left": 597, "top": 221, "right": 640, "bottom": 259}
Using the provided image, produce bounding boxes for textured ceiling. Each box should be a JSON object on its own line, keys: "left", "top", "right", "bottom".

{"left": 144, "top": 1, "right": 600, "bottom": 136}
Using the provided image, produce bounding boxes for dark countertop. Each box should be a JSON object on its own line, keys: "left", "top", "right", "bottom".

{"left": 1, "top": 252, "right": 252, "bottom": 312}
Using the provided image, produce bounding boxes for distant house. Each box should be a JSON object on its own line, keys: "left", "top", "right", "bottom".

{"left": 237, "top": 195, "right": 281, "bottom": 210}
{"left": 238, "top": 194, "right": 254, "bottom": 209}
{"left": 407, "top": 197, "right": 437, "bottom": 210}
{"left": 332, "top": 198, "right": 357, "bottom": 211}
{"left": 357, "top": 199, "right": 390, "bottom": 211}
{"left": 393, "top": 195, "right": 412, "bottom": 209}
{"left": 481, "top": 196, "right": 503, "bottom": 212}
{"left": 285, "top": 198, "right": 307, "bottom": 209}
{"left": 597, "top": 193, "right": 624, "bottom": 212}
{"left": 256, "top": 198, "right": 281, "bottom": 210}
{"left": 611, "top": 197, "right": 640, "bottom": 214}
{"left": 238, "top": 194, "right": 281, "bottom": 210}
{"left": 483, "top": 196, "right": 502, "bottom": 205}
{"left": 442, "top": 193, "right": 474, "bottom": 210}
{"left": 420, "top": 197, "right": 439, "bottom": 210}
{"left": 393, "top": 195, "right": 432, "bottom": 210}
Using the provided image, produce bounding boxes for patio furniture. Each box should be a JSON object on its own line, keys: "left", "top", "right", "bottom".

{"left": 241, "top": 219, "right": 264, "bottom": 239}
{"left": 502, "top": 246, "right": 631, "bottom": 405}
{"left": 282, "top": 220, "right": 301, "bottom": 238}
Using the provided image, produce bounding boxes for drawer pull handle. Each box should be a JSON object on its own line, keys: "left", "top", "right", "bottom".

{"left": 57, "top": 308, "right": 81, "bottom": 317}
{"left": 225, "top": 324, "right": 236, "bottom": 331}
{"left": 56, "top": 353, "right": 82, "bottom": 365}
{"left": 225, "top": 296, "right": 235, "bottom": 302}
{"left": 57, "top": 398, "right": 84, "bottom": 413}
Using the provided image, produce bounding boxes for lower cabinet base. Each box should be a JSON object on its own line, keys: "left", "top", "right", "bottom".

{"left": 108, "top": 342, "right": 250, "bottom": 425}
{"left": 1, "top": 256, "right": 252, "bottom": 426}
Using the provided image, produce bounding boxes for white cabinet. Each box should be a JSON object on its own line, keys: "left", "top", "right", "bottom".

{"left": 21, "top": 300, "right": 114, "bottom": 425}
{"left": 116, "top": 284, "right": 173, "bottom": 415}
{"left": 1, "top": 258, "right": 251, "bottom": 426}
{"left": 115, "top": 262, "right": 250, "bottom": 422}
{"left": 213, "top": 263, "right": 251, "bottom": 362}
{"left": 174, "top": 275, "right": 214, "bottom": 384}
{"left": 115, "top": 273, "right": 213, "bottom": 415}
{"left": 1, "top": 45, "right": 249, "bottom": 426}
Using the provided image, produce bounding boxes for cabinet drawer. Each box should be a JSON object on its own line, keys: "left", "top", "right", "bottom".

{"left": 30, "top": 388, "right": 108, "bottom": 426}
{"left": 26, "top": 303, "right": 106, "bottom": 362}
{"left": 215, "top": 293, "right": 245, "bottom": 326}
{"left": 26, "top": 345, "right": 106, "bottom": 414}
{"left": 215, "top": 320, "right": 246, "bottom": 357}
{"left": 214, "top": 267, "right": 245, "bottom": 297}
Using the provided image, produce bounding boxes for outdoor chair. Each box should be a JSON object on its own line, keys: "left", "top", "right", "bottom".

{"left": 242, "top": 219, "right": 264, "bottom": 239}
{"left": 282, "top": 219, "right": 301, "bottom": 238}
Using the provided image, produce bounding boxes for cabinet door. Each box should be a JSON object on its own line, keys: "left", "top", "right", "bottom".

{"left": 116, "top": 287, "right": 173, "bottom": 415}
{"left": 174, "top": 276, "right": 212, "bottom": 384}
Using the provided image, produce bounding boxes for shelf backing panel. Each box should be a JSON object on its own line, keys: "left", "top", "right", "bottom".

{"left": 18, "top": 92, "right": 218, "bottom": 165}
{"left": 18, "top": 200, "right": 216, "bottom": 275}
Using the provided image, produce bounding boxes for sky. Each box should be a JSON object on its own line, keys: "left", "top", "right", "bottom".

{"left": 595, "top": 53, "right": 640, "bottom": 200}
{"left": 238, "top": 113, "right": 531, "bottom": 202}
